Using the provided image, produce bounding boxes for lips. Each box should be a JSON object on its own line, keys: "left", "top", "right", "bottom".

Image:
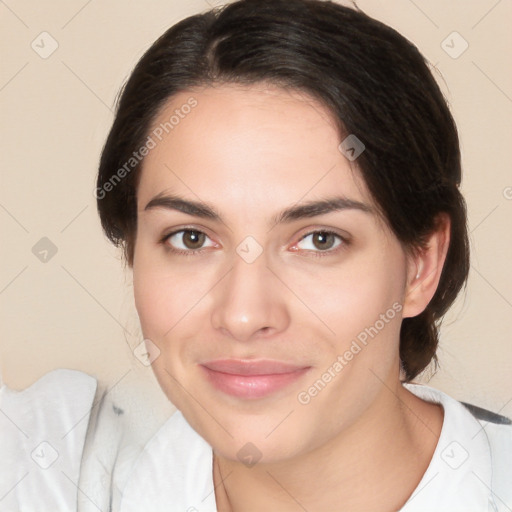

{"left": 200, "top": 359, "right": 311, "bottom": 399}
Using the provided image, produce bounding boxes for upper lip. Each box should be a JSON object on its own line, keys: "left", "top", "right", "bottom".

{"left": 201, "top": 359, "right": 309, "bottom": 376}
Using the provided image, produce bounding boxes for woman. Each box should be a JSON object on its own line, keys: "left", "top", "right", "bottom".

{"left": 1, "top": 0, "right": 510, "bottom": 510}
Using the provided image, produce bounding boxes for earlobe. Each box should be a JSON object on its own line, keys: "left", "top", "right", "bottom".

{"left": 402, "top": 214, "right": 451, "bottom": 319}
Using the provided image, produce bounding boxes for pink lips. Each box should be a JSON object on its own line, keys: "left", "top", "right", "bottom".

{"left": 200, "top": 359, "right": 310, "bottom": 399}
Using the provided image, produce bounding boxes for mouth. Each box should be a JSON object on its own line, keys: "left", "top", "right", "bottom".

{"left": 200, "top": 359, "right": 311, "bottom": 399}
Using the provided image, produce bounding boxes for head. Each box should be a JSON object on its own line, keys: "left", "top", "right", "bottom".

{"left": 96, "top": 0, "right": 469, "bottom": 463}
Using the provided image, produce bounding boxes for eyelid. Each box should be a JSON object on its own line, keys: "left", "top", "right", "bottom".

{"left": 160, "top": 226, "right": 219, "bottom": 254}
{"left": 160, "top": 224, "right": 214, "bottom": 241}
{"left": 295, "top": 226, "right": 350, "bottom": 243}
{"left": 288, "top": 228, "right": 351, "bottom": 257}
{"left": 160, "top": 226, "right": 351, "bottom": 257}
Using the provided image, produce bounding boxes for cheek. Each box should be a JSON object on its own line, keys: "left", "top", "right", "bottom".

{"left": 133, "top": 240, "right": 206, "bottom": 338}
{"left": 280, "top": 245, "right": 407, "bottom": 346}
{"left": 288, "top": 252, "right": 406, "bottom": 432}
{"left": 133, "top": 242, "right": 177, "bottom": 343}
{"left": 132, "top": 245, "right": 204, "bottom": 407}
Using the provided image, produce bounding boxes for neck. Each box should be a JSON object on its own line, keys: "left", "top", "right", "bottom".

{"left": 213, "top": 381, "right": 443, "bottom": 512}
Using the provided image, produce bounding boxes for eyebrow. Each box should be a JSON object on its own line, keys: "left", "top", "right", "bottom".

{"left": 144, "top": 193, "right": 373, "bottom": 225}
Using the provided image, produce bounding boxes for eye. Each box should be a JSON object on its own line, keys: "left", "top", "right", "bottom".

{"left": 162, "top": 229, "right": 217, "bottom": 254}
{"left": 293, "top": 230, "right": 346, "bottom": 254}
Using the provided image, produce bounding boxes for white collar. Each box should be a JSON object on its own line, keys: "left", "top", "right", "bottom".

{"left": 119, "top": 383, "right": 497, "bottom": 512}
{"left": 401, "top": 383, "right": 496, "bottom": 511}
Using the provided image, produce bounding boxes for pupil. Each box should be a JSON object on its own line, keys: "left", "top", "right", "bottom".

{"left": 313, "top": 232, "right": 334, "bottom": 250}
{"left": 184, "top": 231, "right": 204, "bottom": 249}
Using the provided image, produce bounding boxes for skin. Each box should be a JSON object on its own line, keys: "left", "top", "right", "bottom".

{"left": 132, "top": 84, "right": 449, "bottom": 511}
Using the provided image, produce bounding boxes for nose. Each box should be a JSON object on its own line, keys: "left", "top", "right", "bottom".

{"left": 210, "top": 251, "right": 290, "bottom": 343}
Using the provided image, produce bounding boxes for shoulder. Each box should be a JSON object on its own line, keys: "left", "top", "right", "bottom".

{"left": 0, "top": 367, "right": 97, "bottom": 404}
{"left": 118, "top": 409, "right": 216, "bottom": 512}
{"left": 0, "top": 369, "right": 97, "bottom": 512}
{"left": 78, "top": 368, "right": 176, "bottom": 512}
{"left": 403, "top": 383, "right": 512, "bottom": 511}
{"left": 0, "top": 368, "right": 97, "bottom": 438}
{"left": 466, "top": 404, "right": 512, "bottom": 510}
{"left": 475, "top": 416, "right": 512, "bottom": 510}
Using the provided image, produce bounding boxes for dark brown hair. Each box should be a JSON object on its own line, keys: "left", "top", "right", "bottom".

{"left": 96, "top": 0, "right": 470, "bottom": 381}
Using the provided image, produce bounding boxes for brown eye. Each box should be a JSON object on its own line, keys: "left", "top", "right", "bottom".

{"left": 164, "top": 229, "right": 215, "bottom": 253}
{"left": 295, "top": 230, "right": 344, "bottom": 253}
{"left": 182, "top": 230, "right": 205, "bottom": 249}
{"left": 312, "top": 232, "right": 337, "bottom": 250}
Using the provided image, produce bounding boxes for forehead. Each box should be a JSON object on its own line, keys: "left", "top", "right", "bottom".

{"left": 137, "top": 84, "right": 373, "bottom": 215}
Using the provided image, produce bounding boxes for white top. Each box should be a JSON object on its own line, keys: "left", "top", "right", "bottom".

{"left": 0, "top": 370, "right": 96, "bottom": 512}
{"left": 1, "top": 369, "right": 511, "bottom": 511}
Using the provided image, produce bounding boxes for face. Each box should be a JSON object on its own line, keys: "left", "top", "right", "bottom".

{"left": 133, "top": 84, "right": 411, "bottom": 463}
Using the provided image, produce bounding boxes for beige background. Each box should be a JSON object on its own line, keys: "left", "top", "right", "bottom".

{"left": 1, "top": 0, "right": 511, "bottom": 415}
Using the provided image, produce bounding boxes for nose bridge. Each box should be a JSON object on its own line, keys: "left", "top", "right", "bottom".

{"left": 210, "top": 248, "right": 289, "bottom": 341}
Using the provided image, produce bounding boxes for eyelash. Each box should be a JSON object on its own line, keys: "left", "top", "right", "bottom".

{"left": 292, "top": 229, "right": 350, "bottom": 258}
{"left": 159, "top": 228, "right": 216, "bottom": 258}
{"left": 159, "top": 228, "right": 350, "bottom": 258}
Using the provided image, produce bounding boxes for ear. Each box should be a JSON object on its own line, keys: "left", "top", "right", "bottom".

{"left": 402, "top": 213, "right": 451, "bottom": 319}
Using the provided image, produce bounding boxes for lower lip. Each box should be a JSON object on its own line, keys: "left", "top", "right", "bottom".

{"left": 201, "top": 366, "right": 310, "bottom": 399}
